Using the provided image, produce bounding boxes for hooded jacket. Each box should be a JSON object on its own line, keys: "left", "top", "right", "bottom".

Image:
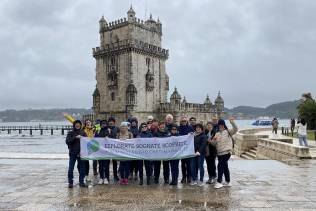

{"left": 210, "top": 121, "right": 238, "bottom": 155}
{"left": 66, "top": 121, "right": 87, "bottom": 154}
{"left": 179, "top": 124, "right": 194, "bottom": 135}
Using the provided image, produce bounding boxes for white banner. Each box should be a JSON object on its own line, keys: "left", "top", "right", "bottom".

{"left": 80, "top": 134, "right": 195, "bottom": 160}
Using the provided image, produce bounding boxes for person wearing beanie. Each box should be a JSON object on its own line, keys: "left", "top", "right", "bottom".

{"left": 169, "top": 124, "right": 180, "bottom": 186}
{"left": 190, "top": 123, "right": 207, "bottom": 187}
{"left": 210, "top": 117, "right": 238, "bottom": 189}
{"left": 108, "top": 117, "right": 120, "bottom": 182}
{"left": 153, "top": 121, "right": 170, "bottom": 184}
{"left": 137, "top": 122, "right": 153, "bottom": 185}
{"left": 65, "top": 120, "right": 87, "bottom": 188}
{"left": 179, "top": 116, "right": 194, "bottom": 184}
{"left": 129, "top": 117, "right": 139, "bottom": 181}
{"left": 118, "top": 122, "right": 133, "bottom": 185}
{"left": 95, "top": 119, "right": 110, "bottom": 185}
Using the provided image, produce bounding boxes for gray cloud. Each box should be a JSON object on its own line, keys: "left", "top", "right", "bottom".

{"left": 0, "top": 0, "right": 315, "bottom": 110}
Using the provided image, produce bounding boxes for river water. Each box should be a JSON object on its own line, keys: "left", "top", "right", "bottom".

{"left": 0, "top": 120, "right": 291, "bottom": 154}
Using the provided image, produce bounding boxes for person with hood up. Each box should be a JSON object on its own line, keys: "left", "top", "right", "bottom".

{"left": 190, "top": 123, "right": 207, "bottom": 187}
{"left": 179, "top": 116, "right": 194, "bottom": 184}
{"left": 169, "top": 124, "right": 180, "bottom": 186}
{"left": 95, "top": 119, "right": 110, "bottom": 185}
{"left": 117, "top": 122, "right": 133, "bottom": 185}
{"left": 210, "top": 117, "right": 238, "bottom": 189}
{"left": 129, "top": 117, "right": 139, "bottom": 181}
{"left": 153, "top": 121, "right": 170, "bottom": 184}
{"left": 137, "top": 122, "right": 154, "bottom": 185}
{"left": 65, "top": 120, "right": 87, "bottom": 188}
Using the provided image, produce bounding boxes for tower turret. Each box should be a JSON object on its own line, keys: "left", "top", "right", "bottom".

{"left": 99, "top": 15, "right": 107, "bottom": 31}
{"left": 127, "top": 5, "right": 136, "bottom": 21}
{"left": 170, "top": 87, "right": 181, "bottom": 106}
{"left": 215, "top": 91, "right": 224, "bottom": 117}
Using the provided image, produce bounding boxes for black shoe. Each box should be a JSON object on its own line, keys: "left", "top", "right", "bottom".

{"left": 147, "top": 178, "right": 151, "bottom": 185}
{"left": 139, "top": 180, "right": 143, "bottom": 185}
{"left": 164, "top": 179, "right": 169, "bottom": 184}
{"left": 181, "top": 178, "right": 186, "bottom": 184}
{"left": 79, "top": 183, "right": 88, "bottom": 188}
{"left": 154, "top": 178, "right": 159, "bottom": 184}
{"left": 169, "top": 181, "right": 177, "bottom": 186}
{"left": 114, "top": 176, "right": 119, "bottom": 182}
{"left": 187, "top": 177, "right": 191, "bottom": 184}
{"left": 68, "top": 183, "right": 73, "bottom": 188}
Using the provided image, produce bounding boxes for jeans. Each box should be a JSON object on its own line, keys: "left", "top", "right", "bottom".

{"left": 298, "top": 135, "right": 308, "bottom": 147}
{"left": 68, "top": 152, "right": 85, "bottom": 184}
{"left": 170, "top": 160, "right": 179, "bottom": 183}
{"left": 112, "top": 160, "right": 118, "bottom": 179}
{"left": 190, "top": 154, "right": 205, "bottom": 182}
{"left": 99, "top": 160, "right": 110, "bottom": 180}
{"left": 217, "top": 153, "right": 231, "bottom": 183}
{"left": 181, "top": 158, "right": 191, "bottom": 180}
{"left": 119, "top": 161, "right": 130, "bottom": 179}
{"left": 205, "top": 155, "right": 217, "bottom": 179}
{"left": 153, "top": 160, "right": 169, "bottom": 182}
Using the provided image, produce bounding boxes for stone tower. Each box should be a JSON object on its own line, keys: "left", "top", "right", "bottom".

{"left": 92, "top": 6, "right": 169, "bottom": 123}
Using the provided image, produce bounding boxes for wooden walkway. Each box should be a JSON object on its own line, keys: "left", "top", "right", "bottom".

{"left": 0, "top": 125, "right": 72, "bottom": 135}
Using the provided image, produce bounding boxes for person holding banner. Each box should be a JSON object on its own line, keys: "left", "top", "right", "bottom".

{"left": 108, "top": 117, "right": 120, "bottom": 182}
{"left": 83, "top": 119, "right": 97, "bottom": 182}
{"left": 153, "top": 121, "right": 170, "bottom": 184}
{"left": 95, "top": 119, "right": 110, "bottom": 185}
{"left": 137, "top": 122, "right": 153, "bottom": 185}
{"left": 129, "top": 117, "right": 139, "bottom": 181}
{"left": 179, "top": 117, "right": 194, "bottom": 184}
{"left": 169, "top": 124, "right": 180, "bottom": 186}
{"left": 66, "top": 120, "right": 87, "bottom": 188}
{"left": 210, "top": 117, "right": 238, "bottom": 189}
{"left": 117, "top": 122, "right": 133, "bottom": 185}
{"left": 190, "top": 124, "right": 207, "bottom": 187}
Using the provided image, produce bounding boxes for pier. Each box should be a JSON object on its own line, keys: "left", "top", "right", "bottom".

{"left": 0, "top": 125, "right": 72, "bottom": 135}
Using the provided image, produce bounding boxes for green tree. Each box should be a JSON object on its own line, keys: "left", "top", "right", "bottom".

{"left": 298, "top": 93, "right": 316, "bottom": 129}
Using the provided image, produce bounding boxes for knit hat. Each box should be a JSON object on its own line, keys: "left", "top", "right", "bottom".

{"left": 73, "top": 120, "right": 82, "bottom": 128}
{"left": 120, "top": 121, "right": 130, "bottom": 127}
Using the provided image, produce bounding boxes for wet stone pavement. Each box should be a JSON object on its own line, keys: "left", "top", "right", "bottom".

{"left": 0, "top": 159, "right": 316, "bottom": 211}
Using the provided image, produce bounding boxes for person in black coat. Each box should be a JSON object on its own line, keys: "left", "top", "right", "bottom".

{"left": 190, "top": 123, "right": 207, "bottom": 187}
{"left": 95, "top": 119, "right": 110, "bottom": 185}
{"left": 153, "top": 121, "right": 170, "bottom": 184}
{"left": 205, "top": 121, "right": 217, "bottom": 184}
{"left": 137, "top": 123, "right": 154, "bottom": 185}
{"left": 108, "top": 117, "right": 120, "bottom": 182}
{"left": 179, "top": 117, "right": 194, "bottom": 184}
{"left": 66, "top": 120, "right": 87, "bottom": 188}
{"left": 129, "top": 117, "right": 139, "bottom": 181}
{"left": 169, "top": 124, "right": 180, "bottom": 185}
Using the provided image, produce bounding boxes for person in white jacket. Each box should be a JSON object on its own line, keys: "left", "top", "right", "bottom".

{"left": 297, "top": 119, "right": 308, "bottom": 147}
{"left": 209, "top": 117, "right": 238, "bottom": 189}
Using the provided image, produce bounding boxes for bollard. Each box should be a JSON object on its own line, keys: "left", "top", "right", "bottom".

{"left": 281, "top": 127, "right": 284, "bottom": 134}
{"left": 61, "top": 129, "right": 64, "bottom": 135}
{"left": 30, "top": 129, "right": 32, "bottom": 136}
{"left": 8, "top": 129, "right": 11, "bottom": 134}
{"left": 51, "top": 129, "right": 53, "bottom": 135}
{"left": 19, "top": 129, "right": 22, "bottom": 134}
{"left": 40, "top": 129, "right": 43, "bottom": 135}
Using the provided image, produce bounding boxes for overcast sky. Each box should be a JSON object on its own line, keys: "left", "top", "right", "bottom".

{"left": 0, "top": 0, "right": 315, "bottom": 110}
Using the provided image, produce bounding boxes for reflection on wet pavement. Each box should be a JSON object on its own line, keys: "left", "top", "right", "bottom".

{"left": 0, "top": 159, "right": 316, "bottom": 210}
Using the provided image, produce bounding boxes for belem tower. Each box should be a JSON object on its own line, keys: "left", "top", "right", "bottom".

{"left": 90, "top": 6, "right": 224, "bottom": 124}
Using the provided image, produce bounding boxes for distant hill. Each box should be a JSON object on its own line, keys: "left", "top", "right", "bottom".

{"left": 0, "top": 108, "right": 92, "bottom": 122}
{"left": 226, "top": 100, "right": 300, "bottom": 119}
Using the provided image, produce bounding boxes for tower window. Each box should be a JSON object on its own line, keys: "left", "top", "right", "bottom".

{"left": 146, "top": 58, "right": 150, "bottom": 68}
{"left": 111, "top": 92, "right": 115, "bottom": 101}
{"left": 111, "top": 57, "right": 116, "bottom": 66}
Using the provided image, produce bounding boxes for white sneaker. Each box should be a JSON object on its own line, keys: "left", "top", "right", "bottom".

{"left": 190, "top": 181, "right": 198, "bottom": 186}
{"left": 214, "top": 182, "right": 223, "bottom": 189}
{"left": 223, "top": 182, "right": 231, "bottom": 187}
{"left": 198, "top": 181, "right": 204, "bottom": 187}
{"left": 98, "top": 179, "right": 104, "bottom": 185}
{"left": 104, "top": 178, "right": 109, "bottom": 185}
{"left": 85, "top": 177, "right": 90, "bottom": 183}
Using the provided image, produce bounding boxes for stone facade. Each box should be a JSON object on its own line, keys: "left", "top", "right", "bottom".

{"left": 91, "top": 6, "right": 224, "bottom": 124}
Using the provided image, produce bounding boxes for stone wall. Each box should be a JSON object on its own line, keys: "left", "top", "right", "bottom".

{"left": 257, "top": 138, "right": 311, "bottom": 160}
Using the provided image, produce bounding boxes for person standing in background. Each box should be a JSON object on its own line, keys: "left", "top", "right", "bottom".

{"left": 290, "top": 118, "right": 296, "bottom": 137}
{"left": 297, "top": 118, "right": 308, "bottom": 147}
{"left": 189, "top": 117, "right": 197, "bottom": 131}
{"left": 272, "top": 118, "right": 279, "bottom": 134}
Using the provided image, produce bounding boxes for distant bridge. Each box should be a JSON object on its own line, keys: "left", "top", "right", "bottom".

{"left": 0, "top": 125, "right": 72, "bottom": 135}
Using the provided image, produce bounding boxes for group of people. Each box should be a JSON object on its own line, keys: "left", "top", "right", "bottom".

{"left": 66, "top": 114, "right": 238, "bottom": 189}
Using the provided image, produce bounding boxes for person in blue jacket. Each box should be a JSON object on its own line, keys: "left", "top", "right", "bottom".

{"left": 169, "top": 124, "right": 180, "bottom": 186}
{"left": 137, "top": 122, "right": 154, "bottom": 185}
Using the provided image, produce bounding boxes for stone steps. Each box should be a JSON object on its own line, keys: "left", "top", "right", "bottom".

{"left": 240, "top": 147, "right": 257, "bottom": 160}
